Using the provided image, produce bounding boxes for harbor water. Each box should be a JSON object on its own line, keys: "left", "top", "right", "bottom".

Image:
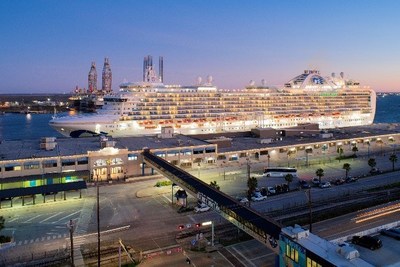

{"left": 0, "top": 95, "right": 399, "bottom": 141}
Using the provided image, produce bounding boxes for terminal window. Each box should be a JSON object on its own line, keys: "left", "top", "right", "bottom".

{"left": 285, "top": 244, "right": 299, "bottom": 262}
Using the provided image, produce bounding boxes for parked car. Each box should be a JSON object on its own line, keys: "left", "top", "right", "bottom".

{"left": 177, "top": 206, "right": 194, "bottom": 213}
{"left": 331, "top": 178, "right": 345, "bottom": 185}
{"left": 267, "top": 186, "right": 276, "bottom": 195}
{"left": 239, "top": 197, "right": 249, "bottom": 204}
{"left": 345, "top": 176, "right": 358, "bottom": 183}
{"left": 380, "top": 229, "right": 400, "bottom": 240}
{"left": 319, "top": 182, "right": 331, "bottom": 188}
{"left": 312, "top": 178, "right": 320, "bottom": 186}
{"left": 352, "top": 235, "right": 382, "bottom": 250}
{"left": 299, "top": 180, "right": 311, "bottom": 189}
{"left": 370, "top": 167, "right": 381, "bottom": 174}
{"left": 251, "top": 191, "right": 267, "bottom": 201}
{"left": 251, "top": 195, "right": 267, "bottom": 201}
{"left": 194, "top": 203, "right": 210, "bottom": 213}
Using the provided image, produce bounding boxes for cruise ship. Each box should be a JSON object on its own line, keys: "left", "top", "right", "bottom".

{"left": 49, "top": 69, "right": 376, "bottom": 138}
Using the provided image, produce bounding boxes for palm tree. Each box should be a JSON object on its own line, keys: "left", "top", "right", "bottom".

{"left": 368, "top": 158, "right": 377, "bottom": 171}
{"left": 247, "top": 176, "right": 258, "bottom": 199}
{"left": 284, "top": 174, "right": 294, "bottom": 190}
{"left": 337, "top": 147, "right": 344, "bottom": 162}
{"left": 343, "top": 163, "right": 351, "bottom": 179}
{"left": 315, "top": 168, "right": 324, "bottom": 183}
{"left": 389, "top": 154, "right": 398, "bottom": 171}
{"left": 209, "top": 180, "right": 220, "bottom": 190}
{"left": 352, "top": 146, "right": 358, "bottom": 157}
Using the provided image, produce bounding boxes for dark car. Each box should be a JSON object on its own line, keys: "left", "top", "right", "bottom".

{"left": 352, "top": 235, "right": 382, "bottom": 250}
{"left": 332, "top": 178, "right": 345, "bottom": 185}
{"left": 299, "top": 180, "right": 311, "bottom": 189}
{"left": 370, "top": 167, "right": 381, "bottom": 174}
{"left": 177, "top": 206, "right": 194, "bottom": 213}
{"left": 345, "top": 176, "right": 358, "bottom": 183}
{"left": 380, "top": 229, "right": 400, "bottom": 240}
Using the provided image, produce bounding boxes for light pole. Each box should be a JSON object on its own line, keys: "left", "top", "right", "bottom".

{"left": 66, "top": 219, "right": 76, "bottom": 266}
{"left": 197, "top": 162, "right": 201, "bottom": 178}
{"left": 202, "top": 221, "right": 214, "bottom": 247}
{"left": 267, "top": 154, "right": 270, "bottom": 167}
{"left": 96, "top": 174, "right": 100, "bottom": 267}
{"left": 305, "top": 189, "right": 312, "bottom": 232}
{"left": 246, "top": 158, "right": 250, "bottom": 180}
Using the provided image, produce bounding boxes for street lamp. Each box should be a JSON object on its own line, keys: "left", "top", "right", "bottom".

{"left": 197, "top": 163, "right": 201, "bottom": 178}
{"left": 246, "top": 158, "right": 251, "bottom": 180}
{"left": 96, "top": 174, "right": 100, "bottom": 266}
{"left": 66, "top": 219, "right": 76, "bottom": 266}
{"left": 202, "top": 221, "right": 214, "bottom": 247}
{"left": 366, "top": 140, "right": 370, "bottom": 158}
{"left": 305, "top": 189, "right": 312, "bottom": 232}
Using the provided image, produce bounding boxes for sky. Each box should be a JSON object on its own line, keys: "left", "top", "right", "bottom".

{"left": 0, "top": 0, "right": 400, "bottom": 93}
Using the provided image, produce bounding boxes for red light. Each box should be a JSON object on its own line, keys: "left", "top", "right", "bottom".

{"left": 178, "top": 225, "right": 185, "bottom": 230}
{"left": 195, "top": 223, "right": 201, "bottom": 228}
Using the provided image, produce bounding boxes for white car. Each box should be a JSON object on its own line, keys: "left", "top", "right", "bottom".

{"left": 239, "top": 197, "right": 249, "bottom": 204}
{"left": 267, "top": 186, "right": 276, "bottom": 194}
{"left": 319, "top": 182, "right": 331, "bottom": 188}
{"left": 194, "top": 203, "right": 210, "bottom": 213}
{"left": 251, "top": 195, "right": 267, "bottom": 201}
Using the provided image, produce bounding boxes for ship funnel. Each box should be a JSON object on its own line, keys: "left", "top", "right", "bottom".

{"left": 340, "top": 72, "right": 344, "bottom": 79}
{"left": 261, "top": 79, "right": 266, "bottom": 86}
{"left": 331, "top": 72, "right": 335, "bottom": 78}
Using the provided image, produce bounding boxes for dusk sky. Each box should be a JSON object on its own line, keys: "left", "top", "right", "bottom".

{"left": 1, "top": 0, "right": 400, "bottom": 93}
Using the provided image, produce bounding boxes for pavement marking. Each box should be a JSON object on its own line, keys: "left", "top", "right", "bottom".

{"left": 188, "top": 215, "right": 197, "bottom": 223}
{"left": 53, "top": 210, "right": 80, "bottom": 223}
{"left": 217, "top": 251, "right": 235, "bottom": 267}
{"left": 25, "top": 214, "right": 42, "bottom": 223}
{"left": 162, "top": 195, "right": 172, "bottom": 203}
{"left": 230, "top": 246, "right": 257, "bottom": 267}
{"left": 39, "top": 211, "right": 63, "bottom": 223}
{"left": 7, "top": 218, "right": 18, "bottom": 223}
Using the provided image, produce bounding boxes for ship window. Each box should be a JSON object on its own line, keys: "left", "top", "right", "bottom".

{"left": 24, "top": 161, "right": 40, "bottom": 170}
{"left": 43, "top": 160, "right": 57, "bottom": 168}
{"left": 62, "top": 158, "right": 75, "bottom": 166}
{"left": 128, "top": 154, "right": 138, "bottom": 161}
{"left": 5, "top": 163, "right": 22, "bottom": 171}
{"left": 77, "top": 157, "right": 88, "bottom": 165}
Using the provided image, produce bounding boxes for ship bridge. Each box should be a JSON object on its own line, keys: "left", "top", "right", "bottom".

{"left": 142, "top": 149, "right": 282, "bottom": 253}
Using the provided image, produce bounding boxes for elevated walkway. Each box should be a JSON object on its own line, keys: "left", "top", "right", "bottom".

{"left": 142, "top": 149, "right": 282, "bottom": 252}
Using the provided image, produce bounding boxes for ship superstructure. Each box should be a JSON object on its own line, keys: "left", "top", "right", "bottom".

{"left": 51, "top": 68, "right": 376, "bottom": 138}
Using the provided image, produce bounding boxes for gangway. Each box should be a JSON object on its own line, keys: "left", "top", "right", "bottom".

{"left": 142, "top": 149, "right": 282, "bottom": 253}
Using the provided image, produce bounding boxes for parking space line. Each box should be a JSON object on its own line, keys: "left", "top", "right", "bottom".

{"left": 53, "top": 210, "right": 80, "bottom": 223}
{"left": 39, "top": 211, "right": 63, "bottom": 223}
{"left": 162, "top": 195, "right": 172, "bottom": 203}
{"left": 25, "top": 214, "right": 42, "bottom": 223}
{"left": 231, "top": 246, "right": 257, "bottom": 267}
